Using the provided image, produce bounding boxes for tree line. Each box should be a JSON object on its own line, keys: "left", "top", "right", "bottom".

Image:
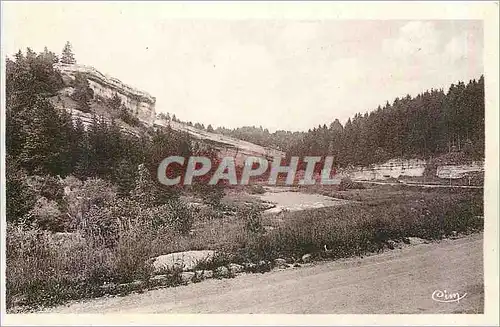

{"left": 172, "top": 77, "right": 485, "bottom": 166}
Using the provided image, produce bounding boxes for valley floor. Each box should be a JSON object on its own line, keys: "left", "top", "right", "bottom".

{"left": 42, "top": 232, "right": 483, "bottom": 314}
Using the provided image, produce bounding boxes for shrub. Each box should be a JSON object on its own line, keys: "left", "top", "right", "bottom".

{"left": 192, "top": 184, "right": 225, "bottom": 208}
{"left": 71, "top": 73, "right": 94, "bottom": 112}
{"left": 234, "top": 193, "right": 483, "bottom": 262}
{"left": 240, "top": 206, "right": 265, "bottom": 234}
{"left": 119, "top": 106, "right": 141, "bottom": 127}
{"left": 5, "top": 160, "right": 37, "bottom": 223}
{"left": 28, "top": 197, "right": 67, "bottom": 231}
{"left": 80, "top": 197, "right": 139, "bottom": 247}
{"left": 140, "top": 199, "right": 194, "bottom": 235}
{"left": 64, "top": 178, "right": 117, "bottom": 230}
{"left": 80, "top": 196, "right": 194, "bottom": 248}
{"left": 26, "top": 175, "right": 65, "bottom": 203}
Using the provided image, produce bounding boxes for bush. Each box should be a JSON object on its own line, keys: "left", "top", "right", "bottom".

{"left": 140, "top": 199, "right": 194, "bottom": 235}
{"left": 192, "top": 184, "right": 225, "bottom": 207}
{"left": 5, "top": 214, "right": 186, "bottom": 310}
{"left": 71, "top": 73, "right": 94, "bottom": 112}
{"left": 5, "top": 159, "right": 37, "bottom": 223}
{"left": 5, "top": 223, "right": 105, "bottom": 309}
{"left": 119, "top": 107, "right": 141, "bottom": 127}
{"left": 26, "top": 175, "right": 65, "bottom": 203}
{"left": 80, "top": 196, "right": 194, "bottom": 248}
{"left": 28, "top": 197, "right": 67, "bottom": 231}
{"left": 240, "top": 206, "right": 265, "bottom": 234}
{"left": 64, "top": 178, "right": 117, "bottom": 230}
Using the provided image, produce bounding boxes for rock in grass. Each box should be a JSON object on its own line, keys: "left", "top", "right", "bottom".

{"left": 257, "top": 260, "right": 272, "bottom": 273}
{"left": 100, "top": 282, "right": 118, "bottom": 293}
{"left": 386, "top": 240, "right": 396, "bottom": 250}
{"left": 228, "top": 263, "right": 244, "bottom": 274}
{"left": 195, "top": 270, "right": 214, "bottom": 280}
{"left": 180, "top": 272, "right": 195, "bottom": 284}
{"left": 150, "top": 274, "right": 177, "bottom": 287}
{"left": 214, "top": 266, "right": 230, "bottom": 278}
{"left": 243, "top": 262, "right": 257, "bottom": 272}
{"left": 407, "top": 237, "right": 427, "bottom": 245}
{"left": 149, "top": 250, "right": 215, "bottom": 274}
{"left": 274, "top": 258, "right": 288, "bottom": 269}
{"left": 301, "top": 253, "right": 312, "bottom": 263}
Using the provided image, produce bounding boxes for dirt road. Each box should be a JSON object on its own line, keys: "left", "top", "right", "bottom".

{"left": 46, "top": 233, "right": 483, "bottom": 314}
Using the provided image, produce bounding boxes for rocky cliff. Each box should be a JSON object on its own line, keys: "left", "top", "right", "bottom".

{"left": 55, "top": 63, "right": 156, "bottom": 125}
{"left": 341, "top": 158, "right": 484, "bottom": 181}
{"left": 155, "top": 119, "right": 286, "bottom": 165}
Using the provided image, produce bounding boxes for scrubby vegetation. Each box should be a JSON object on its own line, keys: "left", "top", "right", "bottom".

{"left": 6, "top": 184, "right": 483, "bottom": 310}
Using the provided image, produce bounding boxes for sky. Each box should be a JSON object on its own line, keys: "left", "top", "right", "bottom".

{"left": 3, "top": 3, "right": 483, "bottom": 132}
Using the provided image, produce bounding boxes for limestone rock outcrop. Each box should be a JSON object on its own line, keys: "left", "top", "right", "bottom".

{"left": 55, "top": 63, "right": 156, "bottom": 125}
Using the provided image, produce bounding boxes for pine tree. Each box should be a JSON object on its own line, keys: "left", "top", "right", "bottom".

{"left": 131, "top": 163, "right": 161, "bottom": 207}
{"left": 61, "top": 41, "right": 76, "bottom": 64}
{"left": 5, "top": 156, "right": 37, "bottom": 222}
{"left": 71, "top": 72, "right": 94, "bottom": 112}
{"left": 72, "top": 118, "right": 90, "bottom": 178}
{"left": 18, "top": 99, "right": 63, "bottom": 175}
{"left": 113, "top": 159, "right": 137, "bottom": 197}
{"left": 109, "top": 93, "right": 122, "bottom": 111}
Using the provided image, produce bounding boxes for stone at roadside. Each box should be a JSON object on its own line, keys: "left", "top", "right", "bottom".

{"left": 450, "top": 231, "right": 459, "bottom": 238}
{"left": 228, "top": 263, "right": 244, "bottom": 274}
{"left": 214, "top": 266, "right": 230, "bottom": 278}
{"left": 407, "top": 237, "right": 427, "bottom": 245}
{"left": 293, "top": 263, "right": 301, "bottom": 268}
{"left": 274, "top": 258, "right": 288, "bottom": 269}
{"left": 129, "top": 280, "right": 144, "bottom": 288}
{"left": 116, "top": 280, "right": 144, "bottom": 293}
{"left": 150, "top": 274, "right": 169, "bottom": 283}
{"left": 301, "top": 253, "right": 312, "bottom": 263}
{"left": 257, "top": 260, "right": 272, "bottom": 273}
{"left": 100, "top": 282, "right": 118, "bottom": 293}
{"left": 180, "top": 272, "right": 195, "bottom": 284}
{"left": 243, "top": 262, "right": 257, "bottom": 272}
{"left": 386, "top": 240, "right": 396, "bottom": 250}
{"left": 195, "top": 270, "right": 214, "bottom": 280}
{"left": 149, "top": 250, "right": 216, "bottom": 274}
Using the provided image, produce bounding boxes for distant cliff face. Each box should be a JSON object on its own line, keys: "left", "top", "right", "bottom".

{"left": 55, "top": 63, "right": 156, "bottom": 125}
{"left": 156, "top": 119, "right": 287, "bottom": 165}
{"left": 340, "top": 158, "right": 484, "bottom": 181}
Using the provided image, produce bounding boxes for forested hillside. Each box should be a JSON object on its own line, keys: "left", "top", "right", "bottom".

{"left": 5, "top": 47, "right": 221, "bottom": 226}
{"left": 206, "top": 78, "right": 484, "bottom": 166}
